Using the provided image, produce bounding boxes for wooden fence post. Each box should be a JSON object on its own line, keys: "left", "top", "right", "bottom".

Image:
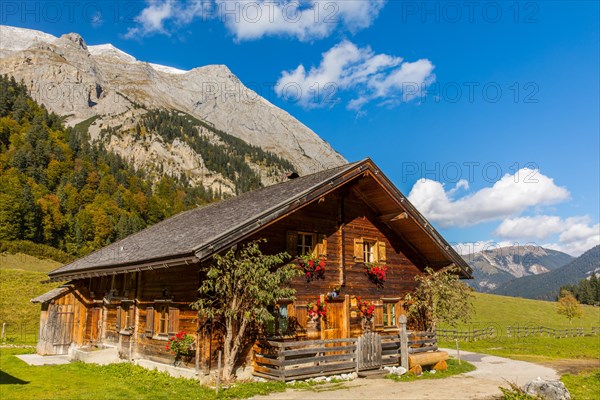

{"left": 399, "top": 315, "right": 408, "bottom": 369}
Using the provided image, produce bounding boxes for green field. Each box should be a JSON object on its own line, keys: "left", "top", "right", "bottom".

{"left": 437, "top": 292, "right": 600, "bottom": 362}
{"left": 0, "top": 253, "right": 62, "bottom": 343}
{"left": 1, "top": 250, "right": 599, "bottom": 398}
{"left": 448, "top": 292, "right": 600, "bottom": 329}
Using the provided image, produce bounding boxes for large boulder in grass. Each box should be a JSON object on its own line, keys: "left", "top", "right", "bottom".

{"left": 523, "top": 379, "right": 571, "bottom": 400}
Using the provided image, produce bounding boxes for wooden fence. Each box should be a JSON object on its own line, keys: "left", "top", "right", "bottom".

{"left": 1, "top": 321, "right": 39, "bottom": 344}
{"left": 437, "top": 326, "right": 599, "bottom": 341}
{"left": 253, "top": 337, "right": 358, "bottom": 381}
{"left": 407, "top": 331, "right": 438, "bottom": 353}
{"left": 253, "top": 329, "right": 439, "bottom": 381}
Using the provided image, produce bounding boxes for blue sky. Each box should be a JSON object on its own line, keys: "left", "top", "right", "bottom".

{"left": 3, "top": 1, "right": 599, "bottom": 255}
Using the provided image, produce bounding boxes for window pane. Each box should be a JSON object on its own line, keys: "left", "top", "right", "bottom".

{"left": 157, "top": 306, "right": 168, "bottom": 334}
{"left": 363, "top": 241, "right": 375, "bottom": 263}
{"left": 297, "top": 233, "right": 314, "bottom": 256}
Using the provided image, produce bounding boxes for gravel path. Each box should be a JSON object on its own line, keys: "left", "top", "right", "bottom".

{"left": 252, "top": 348, "right": 559, "bottom": 400}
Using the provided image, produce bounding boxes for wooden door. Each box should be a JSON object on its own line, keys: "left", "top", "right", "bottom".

{"left": 42, "top": 303, "right": 74, "bottom": 355}
{"left": 89, "top": 307, "right": 102, "bottom": 344}
{"left": 324, "top": 300, "right": 345, "bottom": 340}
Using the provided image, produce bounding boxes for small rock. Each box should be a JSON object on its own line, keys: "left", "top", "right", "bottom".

{"left": 430, "top": 370, "right": 436, "bottom": 374}
{"left": 313, "top": 376, "right": 326, "bottom": 382}
{"left": 350, "top": 372, "right": 358, "bottom": 379}
{"left": 235, "top": 366, "right": 253, "bottom": 380}
{"left": 287, "top": 380, "right": 296, "bottom": 385}
{"left": 523, "top": 379, "right": 571, "bottom": 400}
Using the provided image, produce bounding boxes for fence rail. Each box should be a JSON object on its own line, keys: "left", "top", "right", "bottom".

{"left": 1, "top": 322, "right": 39, "bottom": 344}
{"left": 437, "top": 325, "right": 600, "bottom": 341}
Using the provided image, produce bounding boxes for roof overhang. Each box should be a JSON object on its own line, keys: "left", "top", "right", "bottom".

{"left": 31, "top": 285, "right": 74, "bottom": 303}
{"left": 46, "top": 255, "right": 198, "bottom": 283}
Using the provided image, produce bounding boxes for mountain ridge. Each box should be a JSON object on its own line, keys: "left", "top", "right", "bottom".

{"left": 0, "top": 25, "right": 346, "bottom": 191}
{"left": 461, "top": 245, "right": 574, "bottom": 292}
{"left": 492, "top": 245, "right": 600, "bottom": 300}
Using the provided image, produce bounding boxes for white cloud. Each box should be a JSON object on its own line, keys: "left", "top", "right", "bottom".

{"left": 275, "top": 40, "right": 435, "bottom": 109}
{"left": 407, "top": 168, "right": 570, "bottom": 228}
{"left": 124, "top": 0, "right": 385, "bottom": 40}
{"left": 494, "top": 215, "right": 567, "bottom": 240}
{"left": 125, "top": 0, "right": 178, "bottom": 38}
{"left": 492, "top": 215, "right": 600, "bottom": 256}
{"left": 218, "top": 0, "right": 385, "bottom": 41}
{"left": 494, "top": 215, "right": 585, "bottom": 240}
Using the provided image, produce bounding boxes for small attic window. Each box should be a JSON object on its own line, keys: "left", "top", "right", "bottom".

{"left": 286, "top": 172, "right": 300, "bottom": 180}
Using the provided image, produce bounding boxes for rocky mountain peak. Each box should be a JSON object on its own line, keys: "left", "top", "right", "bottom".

{"left": 59, "top": 32, "right": 87, "bottom": 50}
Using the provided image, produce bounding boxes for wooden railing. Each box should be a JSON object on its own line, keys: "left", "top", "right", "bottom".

{"left": 437, "top": 327, "right": 496, "bottom": 341}
{"left": 407, "top": 331, "right": 438, "bottom": 354}
{"left": 253, "top": 338, "right": 358, "bottom": 381}
{"left": 253, "top": 329, "right": 439, "bottom": 381}
{"left": 437, "top": 326, "right": 600, "bottom": 341}
{"left": 507, "top": 326, "right": 595, "bottom": 338}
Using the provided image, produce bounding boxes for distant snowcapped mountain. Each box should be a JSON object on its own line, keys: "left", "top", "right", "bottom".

{"left": 462, "top": 245, "right": 574, "bottom": 292}
{"left": 0, "top": 25, "right": 346, "bottom": 192}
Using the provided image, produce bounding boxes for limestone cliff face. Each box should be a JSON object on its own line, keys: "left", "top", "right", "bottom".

{"left": 0, "top": 25, "right": 346, "bottom": 191}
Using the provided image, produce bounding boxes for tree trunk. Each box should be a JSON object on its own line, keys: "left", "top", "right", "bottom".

{"left": 222, "top": 318, "right": 234, "bottom": 381}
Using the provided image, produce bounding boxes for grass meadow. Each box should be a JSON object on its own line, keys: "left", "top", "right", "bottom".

{"left": 1, "top": 250, "right": 599, "bottom": 398}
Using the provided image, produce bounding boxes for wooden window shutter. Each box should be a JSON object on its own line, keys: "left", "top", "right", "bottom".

{"left": 168, "top": 307, "right": 180, "bottom": 336}
{"left": 294, "top": 305, "right": 307, "bottom": 329}
{"left": 353, "top": 238, "right": 364, "bottom": 262}
{"left": 374, "top": 303, "right": 384, "bottom": 328}
{"left": 286, "top": 231, "right": 298, "bottom": 257}
{"left": 319, "top": 234, "right": 327, "bottom": 257}
{"left": 145, "top": 307, "right": 154, "bottom": 335}
{"left": 128, "top": 307, "right": 134, "bottom": 329}
{"left": 376, "top": 241, "right": 387, "bottom": 262}
{"left": 312, "top": 234, "right": 327, "bottom": 257}
{"left": 115, "top": 306, "right": 122, "bottom": 331}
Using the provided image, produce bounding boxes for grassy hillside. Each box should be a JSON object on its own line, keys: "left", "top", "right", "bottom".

{"left": 0, "top": 252, "right": 61, "bottom": 273}
{"left": 0, "top": 249, "right": 62, "bottom": 343}
{"left": 451, "top": 292, "right": 600, "bottom": 329}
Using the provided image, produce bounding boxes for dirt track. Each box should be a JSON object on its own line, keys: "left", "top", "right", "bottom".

{"left": 252, "top": 348, "right": 559, "bottom": 400}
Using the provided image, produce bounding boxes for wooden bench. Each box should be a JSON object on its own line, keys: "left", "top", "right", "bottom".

{"left": 408, "top": 350, "right": 448, "bottom": 375}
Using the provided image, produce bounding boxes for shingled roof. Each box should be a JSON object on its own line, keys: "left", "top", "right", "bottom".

{"left": 31, "top": 286, "right": 73, "bottom": 303}
{"left": 48, "top": 159, "right": 472, "bottom": 281}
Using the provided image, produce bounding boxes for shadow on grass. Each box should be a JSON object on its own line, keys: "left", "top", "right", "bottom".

{"left": 0, "top": 370, "right": 30, "bottom": 385}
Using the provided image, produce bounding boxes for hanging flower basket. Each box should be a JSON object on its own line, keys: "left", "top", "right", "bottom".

{"left": 298, "top": 255, "right": 326, "bottom": 282}
{"left": 307, "top": 299, "right": 327, "bottom": 321}
{"left": 364, "top": 262, "right": 388, "bottom": 286}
